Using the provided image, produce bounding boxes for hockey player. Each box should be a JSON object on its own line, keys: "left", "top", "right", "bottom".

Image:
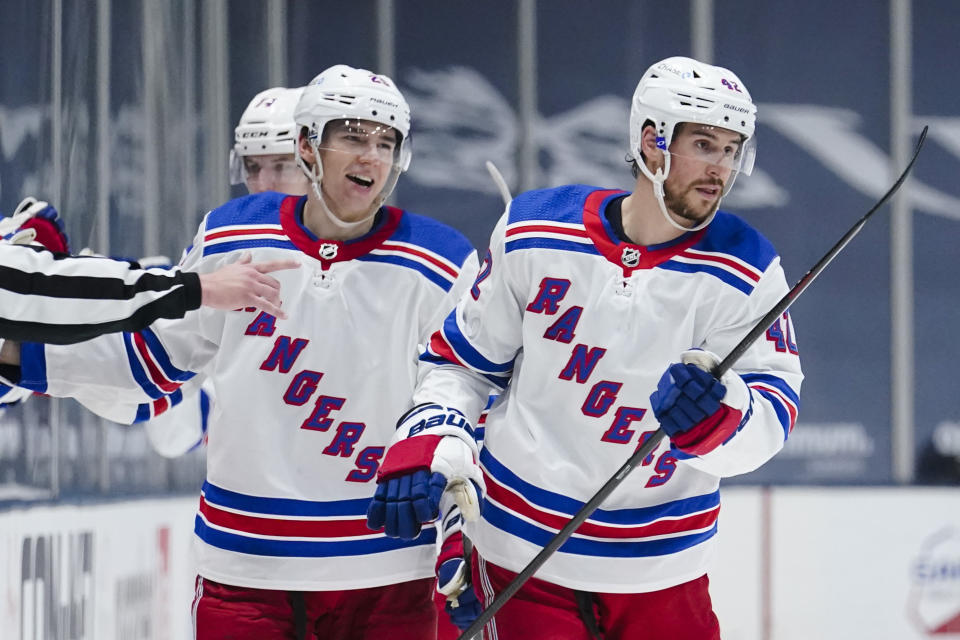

{"left": 1, "top": 64, "right": 479, "bottom": 639}
{"left": 368, "top": 56, "right": 803, "bottom": 639}
{"left": 229, "top": 85, "right": 310, "bottom": 196}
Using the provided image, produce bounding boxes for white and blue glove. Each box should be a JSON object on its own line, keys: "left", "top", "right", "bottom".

{"left": 435, "top": 496, "right": 482, "bottom": 631}
{"left": 366, "top": 403, "right": 484, "bottom": 540}
{"left": 649, "top": 349, "right": 751, "bottom": 456}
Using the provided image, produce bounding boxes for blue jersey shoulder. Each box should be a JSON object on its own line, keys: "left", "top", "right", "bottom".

{"left": 508, "top": 185, "right": 612, "bottom": 226}
{"left": 392, "top": 210, "right": 476, "bottom": 265}
{"left": 698, "top": 211, "right": 779, "bottom": 273}
{"left": 205, "top": 192, "right": 289, "bottom": 231}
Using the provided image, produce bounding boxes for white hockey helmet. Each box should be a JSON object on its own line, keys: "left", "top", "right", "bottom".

{"left": 229, "top": 86, "right": 304, "bottom": 185}
{"left": 629, "top": 56, "right": 757, "bottom": 231}
{"left": 294, "top": 64, "right": 412, "bottom": 229}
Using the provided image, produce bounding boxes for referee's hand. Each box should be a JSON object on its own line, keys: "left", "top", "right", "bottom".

{"left": 199, "top": 253, "right": 300, "bottom": 319}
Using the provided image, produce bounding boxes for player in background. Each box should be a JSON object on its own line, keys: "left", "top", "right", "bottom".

{"left": 367, "top": 56, "right": 803, "bottom": 639}
{"left": 229, "top": 85, "right": 310, "bottom": 196}
{"left": 144, "top": 85, "right": 310, "bottom": 457}
{"left": 0, "top": 64, "right": 479, "bottom": 640}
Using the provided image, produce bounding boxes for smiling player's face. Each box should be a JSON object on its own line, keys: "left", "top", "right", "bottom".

{"left": 316, "top": 119, "right": 398, "bottom": 223}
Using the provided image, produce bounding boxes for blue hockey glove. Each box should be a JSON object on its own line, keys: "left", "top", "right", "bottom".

{"left": 649, "top": 349, "right": 751, "bottom": 456}
{"left": 443, "top": 575, "right": 482, "bottom": 631}
{"left": 366, "top": 403, "right": 484, "bottom": 539}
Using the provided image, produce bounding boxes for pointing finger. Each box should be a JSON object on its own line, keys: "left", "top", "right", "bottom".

{"left": 253, "top": 259, "right": 301, "bottom": 274}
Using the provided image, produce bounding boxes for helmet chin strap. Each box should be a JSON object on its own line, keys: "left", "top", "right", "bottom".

{"left": 311, "top": 179, "right": 378, "bottom": 231}
{"left": 641, "top": 152, "right": 717, "bottom": 233}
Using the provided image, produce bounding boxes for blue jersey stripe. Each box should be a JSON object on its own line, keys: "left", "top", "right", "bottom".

{"left": 482, "top": 501, "right": 717, "bottom": 558}
{"left": 698, "top": 212, "right": 779, "bottom": 273}
{"left": 756, "top": 389, "right": 791, "bottom": 439}
{"left": 195, "top": 516, "right": 435, "bottom": 557}
{"left": 657, "top": 261, "right": 755, "bottom": 295}
{"left": 506, "top": 185, "right": 596, "bottom": 225}
{"left": 741, "top": 373, "right": 800, "bottom": 407}
{"left": 505, "top": 237, "right": 599, "bottom": 256}
{"left": 203, "top": 239, "right": 299, "bottom": 257}
{"left": 122, "top": 333, "right": 165, "bottom": 399}
{"left": 205, "top": 192, "right": 290, "bottom": 229}
{"left": 391, "top": 211, "right": 476, "bottom": 266}
{"left": 480, "top": 448, "right": 720, "bottom": 525}
{"left": 202, "top": 481, "right": 373, "bottom": 517}
{"left": 140, "top": 327, "right": 195, "bottom": 382}
{"left": 440, "top": 312, "right": 515, "bottom": 375}
{"left": 418, "top": 351, "right": 511, "bottom": 389}
{"left": 132, "top": 387, "right": 187, "bottom": 423}
{"left": 356, "top": 254, "right": 453, "bottom": 292}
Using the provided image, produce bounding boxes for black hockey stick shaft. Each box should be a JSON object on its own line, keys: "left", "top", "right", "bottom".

{"left": 456, "top": 125, "right": 928, "bottom": 640}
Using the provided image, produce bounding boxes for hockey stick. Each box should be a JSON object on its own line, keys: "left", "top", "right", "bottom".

{"left": 456, "top": 125, "right": 928, "bottom": 640}
{"left": 485, "top": 161, "right": 513, "bottom": 206}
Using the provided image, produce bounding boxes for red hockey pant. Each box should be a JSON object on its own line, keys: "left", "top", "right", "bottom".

{"left": 472, "top": 555, "right": 721, "bottom": 640}
{"left": 435, "top": 588, "right": 463, "bottom": 640}
{"left": 192, "top": 575, "right": 437, "bottom": 640}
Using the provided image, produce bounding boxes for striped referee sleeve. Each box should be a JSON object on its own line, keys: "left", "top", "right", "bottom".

{"left": 0, "top": 244, "right": 202, "bottom": 344}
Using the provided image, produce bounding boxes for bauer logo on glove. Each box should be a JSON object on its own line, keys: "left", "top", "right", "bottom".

{"left": 366, "top": 403, "right": 485, "bottom": 539}
{"left": 405, "top": 403, "right": 475, "bottom": 438}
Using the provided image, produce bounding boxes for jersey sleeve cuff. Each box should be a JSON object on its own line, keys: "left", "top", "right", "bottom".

{"left": 180, "top": 270, "right": 202, "bottom": 312}
{"left": 17, "top": 342, "right": 48, "bottom": 393}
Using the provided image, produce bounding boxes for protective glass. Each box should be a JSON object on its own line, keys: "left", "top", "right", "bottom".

{"left": 315, "top": 119, "right": 404, "bottom": 169}
{"left": 307, "top": 118, "right": 406, "bottom": 213}
{"left": 665, "top": 124, "right": 757, "bottom": 176}
{"left": 236, "top": 153, "right": 308, "bottom": 194}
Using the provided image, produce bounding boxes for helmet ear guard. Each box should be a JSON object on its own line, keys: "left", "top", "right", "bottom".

{"left": 629, "top": 56, "right": 757, "bottom": 231}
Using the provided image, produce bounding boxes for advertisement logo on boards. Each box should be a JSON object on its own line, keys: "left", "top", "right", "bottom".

{"left": 908, "top": 527, "right": 960, "bottom": 635}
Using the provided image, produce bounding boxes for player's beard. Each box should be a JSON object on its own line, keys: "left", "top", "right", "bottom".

{"left": 663, "top": 177, "right": 724, "bottom": 226}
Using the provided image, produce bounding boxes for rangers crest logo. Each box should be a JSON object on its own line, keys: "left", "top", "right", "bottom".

{"left": 621, "top": 247, "right": 641, "bottom": 268}
{"left": 319, "top": 243, "right": 339, "bottom": 260}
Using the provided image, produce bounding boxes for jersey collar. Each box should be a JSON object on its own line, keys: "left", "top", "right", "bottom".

{"left": 582, "top": 189, "right": 706, "bottom": 275}
{"left": 279, "top": 195, "right": 402, "bottom": 264}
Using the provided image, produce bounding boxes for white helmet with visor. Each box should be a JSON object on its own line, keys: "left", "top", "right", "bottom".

{"left": 629, "top": 56, "right": 757, "bottom": 230}
{"left": 229, "top": 86, "right": 306, "bottom": 194}
{"left": 294, "top": 64, "right": 411, "bottom": 229}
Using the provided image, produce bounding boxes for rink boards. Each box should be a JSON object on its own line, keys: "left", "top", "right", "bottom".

{"left": 1, "top": 488, "right": 959, "bottom": 639}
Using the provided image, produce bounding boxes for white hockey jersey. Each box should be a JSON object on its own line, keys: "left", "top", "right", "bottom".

{"left": 17, "top": 192, "right": 479, "bottom": 590}
{"left": 415, "top": 185, "right": 803, "bottom": 593}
